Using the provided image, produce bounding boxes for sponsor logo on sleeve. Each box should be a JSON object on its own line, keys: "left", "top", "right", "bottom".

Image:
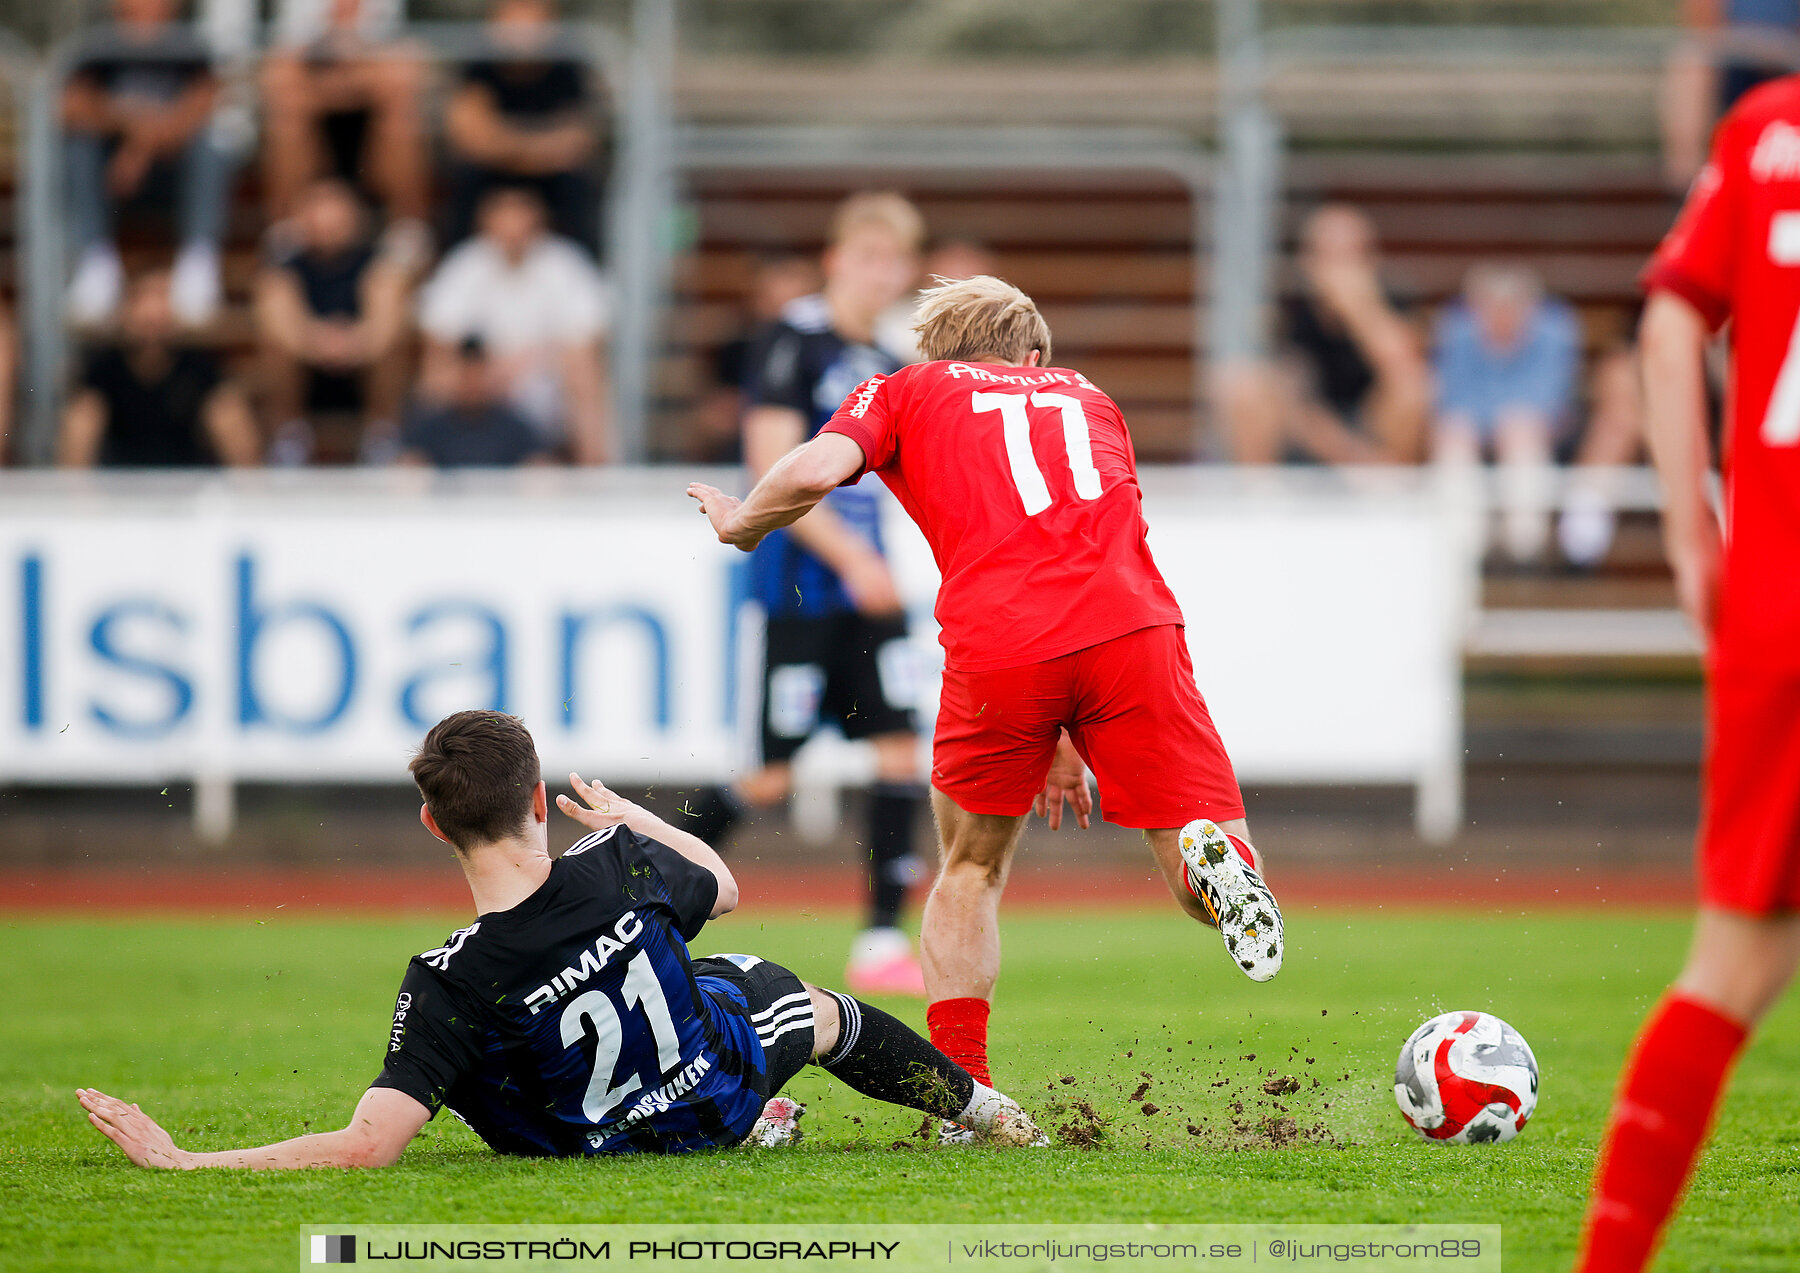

{"left": 420, "top": 923, "right": 481, "bottom": 971}
{"left": 388, "top": 993, "right": 412, "bottom": 1052}
{"left": 847, "top": 376, "right": 886, "bottom": 418}
{"left": 1752, "top": 120, "right": 1800, "bottom": 182}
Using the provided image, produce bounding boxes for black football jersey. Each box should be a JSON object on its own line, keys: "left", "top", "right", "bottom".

{"left": 371, "top": 825, "right": 773, "bottom": 1154}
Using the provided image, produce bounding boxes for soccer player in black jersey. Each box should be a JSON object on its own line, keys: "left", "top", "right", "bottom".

{"left": 76, "top": 710, "right": 1042, "bottom": 1165}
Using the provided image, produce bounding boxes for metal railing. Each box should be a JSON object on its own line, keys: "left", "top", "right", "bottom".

{"left": 1213, "top": 0, "right": 1277, "bottom": 366}
{"left": 0, "top": 30, "right": 44, "bottom": 462}
{"left": 1262, "top": 23, "right": 1678, "bottom": 66}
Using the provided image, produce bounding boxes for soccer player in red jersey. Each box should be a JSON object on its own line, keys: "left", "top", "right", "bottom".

{"left": 688, "top": 276, "right": 1284, "bottom": 1105}
{"left": 1575, "top": 78, "right": 1800, "bottom": 1273}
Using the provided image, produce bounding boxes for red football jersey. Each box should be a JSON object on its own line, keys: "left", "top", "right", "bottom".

{"left": 1644, "top": 76, "right": 1800, "bottom": 666}
{"left": 821, "top": 359, "right": 1184, "bottom": 672}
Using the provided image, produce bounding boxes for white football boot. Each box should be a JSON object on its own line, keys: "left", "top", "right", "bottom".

{"left": 938, "top": 1091, "right": 1048, "bottom": 1147}
{"left": 937, "top": 1120, "right": 977, "bottom": 1146}
{"left": 1178, "top": 819, "right": 1283, "bottom": 982}
{"left": 739, "top": 1096, "right": 805, "bottom": 1148}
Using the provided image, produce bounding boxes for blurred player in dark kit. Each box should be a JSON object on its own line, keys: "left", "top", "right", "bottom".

{"left": 684, "top": 193, "right": 932, "bottom": 999}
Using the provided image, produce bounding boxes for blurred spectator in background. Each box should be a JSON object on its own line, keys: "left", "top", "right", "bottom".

{"left": 400, "top": 337, "right": 549, "bottom": 468}
{"left": 685, "top": 253, "right": 820, "bottom": 462}
{"left": 876, "top": 238, "right": 996, "bottom": 362}
{"left": 59, "top": 270, "right": 258, "bottom": 468}
{"left": 919, "top": 239, "right": 995, "bottom": 285}
{"left": 1557, "top": 341, "right": 1648, "bottom": 570}
{"left": 0, "top": 303, "right": 16, "bottom": 464}
{"left": 63, "top": 0, "right": 234, "bottom": 327}
{"left": 1663, "top": 0, "right": 1800, "bottom": 187}
{"left": 1216, "top": 205, "right": 1430, "bottom": 464}
{"left": 445, "top": 0, "right": 605, "bottom": 251}
{"left": 417, "top": 185, "right": 612, "bottom": 464}
{"left": 255, "top": 178, "right": 411, "bottom": 464}
{"left": 262, "top": 0, "right": 430, "bottom": 261}
{"left": 1433, "top": 262, "right": 1581, "bottom": 565}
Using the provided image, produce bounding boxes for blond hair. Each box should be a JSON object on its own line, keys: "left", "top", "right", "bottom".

{"left": 829, "top": 191, "right": 925, "bottom": 252}
{"left": 913, "top": 275, "right": 1053, "bottom": 366}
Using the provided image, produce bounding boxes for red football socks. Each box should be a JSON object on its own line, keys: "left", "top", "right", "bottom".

{"left": 926, "top": 997, "right": 992, "bottom": 1088}
{"left": 1577, "top": 993, "right": 1749, "bottom": 1273}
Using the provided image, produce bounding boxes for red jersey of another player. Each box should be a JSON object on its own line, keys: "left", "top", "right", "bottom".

{"left": 1644, "top": 76, "right": 1800, "bottom": 669}
{"left": 820, "top": 360, "right": 1184, "bottom": 672}
{"left": 1646, "top": 75, "right": 1800, "bottom": 915}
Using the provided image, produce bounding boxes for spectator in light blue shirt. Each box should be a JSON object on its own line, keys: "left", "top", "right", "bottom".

{"left": 1433, "top": 263, "right": 1581, "bottom": 563}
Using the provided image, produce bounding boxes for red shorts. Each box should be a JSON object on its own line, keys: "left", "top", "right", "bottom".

{"left": 931, "top": 623, "right": 1245, "bottom": 829}
{"left": 1698, "top": 665, "right": 1800, "bottom": 915}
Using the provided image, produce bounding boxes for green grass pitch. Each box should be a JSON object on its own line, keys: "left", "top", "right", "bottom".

{"left": 3, "top": 904, "right": 1797, "bottom": 1271}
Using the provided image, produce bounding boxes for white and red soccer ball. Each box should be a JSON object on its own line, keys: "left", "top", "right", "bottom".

{"left": 1394, "top": 1010, "right": 1539, "bottom": 1144}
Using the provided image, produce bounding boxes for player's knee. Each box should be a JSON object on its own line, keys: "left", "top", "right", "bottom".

{"left": 376, "top": 55, "right": 425, "bottom": 97}
{"left": 939, "top": 844, "right": 1009, "bottom": 888}
{"left": 803, "top": 983, "right": 841, "bottom": 1059}
{"left": 260, "top": 55, "right": 310, "bottom": 109}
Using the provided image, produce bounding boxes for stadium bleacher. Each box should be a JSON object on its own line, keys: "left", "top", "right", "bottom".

{"left": 0, "top": 3, "right": 1728, "bottom": 837}
{"left": 664, "top": 168, "right": 1201, "bottom": 459}
{"left": 0, "top": 7, "right": 1685, "bottom": 470}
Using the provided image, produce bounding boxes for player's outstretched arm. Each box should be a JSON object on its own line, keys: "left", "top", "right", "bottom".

{"left": 77, "top": 1085, "right": 429, "bottom": 1170}
{"left": 1640, "top": 291, "right": 1722, "bottom": 641}
{"left": 557, "top": 773, "right": 739, "bottom": 916}
{"left": 687, "top": 432, "right": 868, "bottom": 553}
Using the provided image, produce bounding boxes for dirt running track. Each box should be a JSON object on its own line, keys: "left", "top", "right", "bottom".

{"left": 0, "top": 860, "right": 1694, "bottom": 916}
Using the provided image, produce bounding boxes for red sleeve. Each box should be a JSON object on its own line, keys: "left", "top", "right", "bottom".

{"left": 819, "top": 370, "right": 900, "bottom": 483}
{"left": 1642, "top": 114, "right": 1745, "bottom": 332}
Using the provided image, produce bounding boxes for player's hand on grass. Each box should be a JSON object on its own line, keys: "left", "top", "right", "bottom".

{"left": 77, "top": 1089, "right": 189, "bottom": 1169}
{"left": 687, "top": 483, "right": 759, "bottom": 551}
{"left": 1034, "top": 734, "right": 1092, "bottom": 830}
{"left": 557, "top": 773, "right": 642, "bottom": 833}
